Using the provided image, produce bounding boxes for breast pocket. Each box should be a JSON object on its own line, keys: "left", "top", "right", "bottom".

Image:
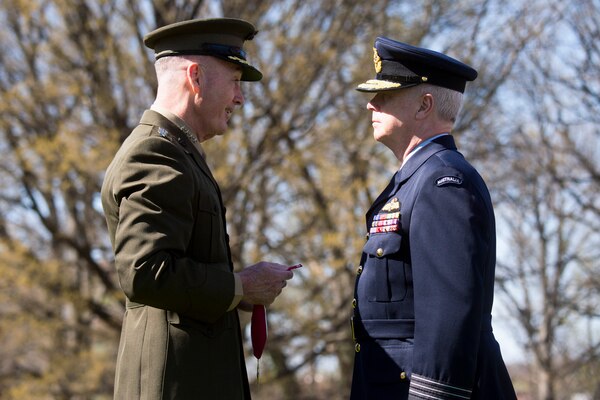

{"left": 191, "top": 178, "right": 229, "bottom": 261}
{"left": 362, "top": 233, "right": 407, "bottom": 302}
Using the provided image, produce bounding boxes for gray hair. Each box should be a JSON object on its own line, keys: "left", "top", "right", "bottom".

{"left": 155, "top": 56, "right": 192, "bottom": 76}
{"left": 154, "top": 55, "right": 211, "bottom": 80}
{"left": 417, "top": 84, "right": 464, "bottom": 123}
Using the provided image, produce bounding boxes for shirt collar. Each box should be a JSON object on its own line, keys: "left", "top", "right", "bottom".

{"left": 401, "top": 132, "right": 449, "bottom": 169}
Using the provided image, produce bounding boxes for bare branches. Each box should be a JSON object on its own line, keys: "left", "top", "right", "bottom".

{"left": 0, "top": 0, "right": 599, "bottom": 398}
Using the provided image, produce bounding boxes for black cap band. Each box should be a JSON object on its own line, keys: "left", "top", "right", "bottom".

{"left": 155, "top": 43, "right": 248, "bottom": 60}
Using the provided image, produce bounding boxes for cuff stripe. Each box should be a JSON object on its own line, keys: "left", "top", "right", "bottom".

{"left": 409, "top": 374, "right": 471, "bottom": 400}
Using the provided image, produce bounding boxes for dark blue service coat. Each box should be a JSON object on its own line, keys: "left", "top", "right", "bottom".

{"left": 350, "top": 135, "right": 516, "bottom": 400}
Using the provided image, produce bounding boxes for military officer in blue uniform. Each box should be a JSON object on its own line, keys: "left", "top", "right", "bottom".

{"left": 350, "top": 37, "right": 517, "bottom": 399}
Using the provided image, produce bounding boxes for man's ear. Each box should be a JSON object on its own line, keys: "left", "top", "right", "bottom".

{"left": 187, "top": 62, "right": 204, "bottom": 95}
{"left": 416, "top": 93, "right": 434, "bottom": 120}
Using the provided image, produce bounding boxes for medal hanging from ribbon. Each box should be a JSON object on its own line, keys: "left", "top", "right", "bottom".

{"left": 249, "top": 264, "right": 301, "bottom": 384}
{"left": 251, "top": 304, "right": 267, "bottom": 383}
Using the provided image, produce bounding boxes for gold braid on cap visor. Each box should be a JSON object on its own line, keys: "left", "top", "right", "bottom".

{"left": 357, "top": 79, "right": 402, "bottom": 90}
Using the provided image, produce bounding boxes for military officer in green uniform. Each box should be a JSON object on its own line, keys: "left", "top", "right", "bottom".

{"left": 101, "top": 18, "right": 296, "bottom": 399}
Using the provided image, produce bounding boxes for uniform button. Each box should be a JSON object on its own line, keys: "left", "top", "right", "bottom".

{"left": 400, "top": 371, "right": 407, "bottom": 380}
{"left": 376, "top": 248, "right": 384, "bottom": 257}
{"left": 357, "top": 265, "right": 363, "bottom": 275}
{"left": 355, "top": 343, "right": 361, "bottom": 352}
{"left": 352, "top": 298, "right": 357, "bottom": 308}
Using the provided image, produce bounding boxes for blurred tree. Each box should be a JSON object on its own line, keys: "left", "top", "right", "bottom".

{"left": 0, "top": 0, "right": 156, "bottom": 397}
{"left": 492, "top": 1, "right": 600, "bottom": 399}
{"left": 0, "top": 0, "right": 598, "bottom": 399}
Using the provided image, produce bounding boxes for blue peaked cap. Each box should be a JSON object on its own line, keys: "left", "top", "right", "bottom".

{"left": 357, "top": 37, "right": 477, "bottom": 93}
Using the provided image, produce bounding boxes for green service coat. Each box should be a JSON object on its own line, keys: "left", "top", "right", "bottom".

{"left": 101, "top": 110, "right": 251, "bottom": 399}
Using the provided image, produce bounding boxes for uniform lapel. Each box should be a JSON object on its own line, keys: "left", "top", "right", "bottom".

{"left": 139, "top": 110, "right": 234, "bottom": 271}
{"left": 366, "top": 135, "right": 458, "bottom": 222}
{"left": 367, "top": 171, "right": 401, "bottom": 224}
{"left": 139, "top": 110, "right": 222, "bottom": 193}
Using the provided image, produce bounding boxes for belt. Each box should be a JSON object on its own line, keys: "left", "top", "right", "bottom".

{"left": 351, "top": 317, "right": 415, "bottom": 340}
{"left": 351, "top": 314, "right": 493, "bottom": 341}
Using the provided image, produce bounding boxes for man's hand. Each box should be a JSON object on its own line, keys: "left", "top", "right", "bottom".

{"left": 238, "top": 262, "right": 295, "bottom": 306}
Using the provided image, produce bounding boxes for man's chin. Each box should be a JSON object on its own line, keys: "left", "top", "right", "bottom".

{"left": 208, "top": 127, "right": 228, "bottom": 139}
{"left": 373, "top": 131, "right": 385, "bottom": 142}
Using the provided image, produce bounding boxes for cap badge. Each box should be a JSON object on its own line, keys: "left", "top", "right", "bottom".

{"left": 373, "top": 47, "right": 382, "bottom": 73}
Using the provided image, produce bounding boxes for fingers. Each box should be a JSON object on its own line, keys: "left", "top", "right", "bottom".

{"left": 261, "top": 262, "right": 294, "bottom": 282}
{"left": 239, "top": 261, "right": 300, "bottom": 306}
{"left": 276, "top": 280, "right": 288, "bottom": 296}
{"left": 237, "top": 300, "right": 254, "bottom": 312}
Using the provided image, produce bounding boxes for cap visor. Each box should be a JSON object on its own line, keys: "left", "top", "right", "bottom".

{"left": 219, "top": 55, "right": 261, "bottom": 81}
{"left": 241, "top": 65, "right": 262, "bottom": 81}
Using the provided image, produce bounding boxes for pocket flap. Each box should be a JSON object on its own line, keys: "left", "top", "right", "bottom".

{"left": 363, "top": 233, "right": 402, "bottom": 257}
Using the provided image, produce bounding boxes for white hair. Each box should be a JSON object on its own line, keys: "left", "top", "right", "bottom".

{"left": 154, "top": 56, "right": 193, "bottom": 77}
{"left": 416, "top": 84, "right": 464, "bottom": 124}
{"left": 154, "top": 55, "right": 213, "bottom": 80}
